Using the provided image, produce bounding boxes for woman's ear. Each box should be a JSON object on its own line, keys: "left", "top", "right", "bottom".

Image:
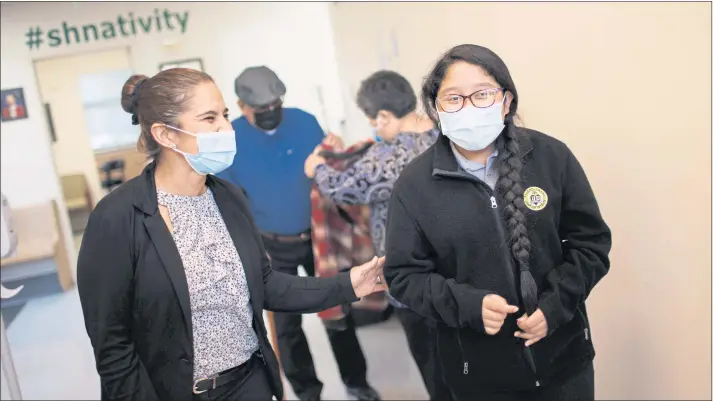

{"left": 503, "top": 91, "right": 514, "bottom": 118}
{"left": 150, "top": 123, "right": 175, "bottom": 149}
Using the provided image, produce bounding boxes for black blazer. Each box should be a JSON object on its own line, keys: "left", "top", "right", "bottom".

{"left": 77, "top": 162, "right": 358, "bottom": 401}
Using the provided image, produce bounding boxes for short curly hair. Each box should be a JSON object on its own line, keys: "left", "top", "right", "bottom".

{"left": 356, "top": 70, "right": 417, "bottom": 119}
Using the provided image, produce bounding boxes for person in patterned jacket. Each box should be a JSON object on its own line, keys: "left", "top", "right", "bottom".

{"left": 304, "top": 70, "right": 451, "bottom": 401}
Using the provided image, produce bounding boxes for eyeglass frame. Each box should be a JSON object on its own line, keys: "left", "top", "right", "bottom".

{"left": 435, "top": 88, "right": 506, "bottom": 113}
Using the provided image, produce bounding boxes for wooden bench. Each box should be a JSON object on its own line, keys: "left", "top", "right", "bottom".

{"left": 60, "top": 174, "right": 93, "bottom": 233}
{"left": 0, "top": 200, "right": 74, "bottom": 307}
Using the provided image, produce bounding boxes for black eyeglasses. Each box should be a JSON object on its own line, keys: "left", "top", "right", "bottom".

{"left": 436, "top": 88, "right": 505, "bottom": 113}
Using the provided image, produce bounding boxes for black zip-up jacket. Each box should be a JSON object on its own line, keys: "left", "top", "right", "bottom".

{"left": 384, "top": 128, "right": 611, "bottom": 394}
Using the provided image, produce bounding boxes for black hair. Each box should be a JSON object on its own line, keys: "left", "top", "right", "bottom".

{"left": 421, "top": 44, "right": 537, "bottom": 316}
{"left": 356, "top": 70, "right": 417, "bottom": 119}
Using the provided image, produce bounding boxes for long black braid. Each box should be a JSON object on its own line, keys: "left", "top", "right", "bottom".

{"left": 495, "top": 121, "right": 538, "bottom": 316}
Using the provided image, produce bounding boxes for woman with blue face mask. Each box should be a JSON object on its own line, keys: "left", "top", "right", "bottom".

{"left": 76, "top": 68, "right": 387, "bottom": 401}
{"left": 383, "top": 44, "right": 612, "bottom": 401}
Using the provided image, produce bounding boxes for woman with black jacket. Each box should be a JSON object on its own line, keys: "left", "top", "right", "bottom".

{"left": 383, "top": 44, "right": 612, "bottom": 401}
{"left": 77, "top": 68, "right": 386, "bottom": 401}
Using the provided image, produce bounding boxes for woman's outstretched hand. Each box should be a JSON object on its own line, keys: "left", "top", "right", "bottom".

{"left": 349, "top": 256, "right": 387, "bottom": 298}
{"left": 304, "top": 145, "right": 326, "bottom": 179}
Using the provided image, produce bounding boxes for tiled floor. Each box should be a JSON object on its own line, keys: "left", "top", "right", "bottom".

{"left": 0, "top": 235, "right": 428, "bottom": 400}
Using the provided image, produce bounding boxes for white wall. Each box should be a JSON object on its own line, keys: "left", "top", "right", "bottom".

{"left": 331, "top": 2, "right": 712, "bottom": 400}
{"left": 0, "top": 1, "right": 349, "bottom": 272}
{"left": 0, "top": 11, "right": 77, "bottom": 271}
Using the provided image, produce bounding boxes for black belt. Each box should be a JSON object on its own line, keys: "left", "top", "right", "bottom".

{"left": 260, "top": 230, "right": 311, "bottom": 243}
{"left": 192, "top": 353, "right": 261, "bottom": 394}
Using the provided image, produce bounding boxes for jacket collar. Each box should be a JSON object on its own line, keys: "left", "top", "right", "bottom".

{"left": 132, "top": 161, "right": 220, "bottom": 215}
{"left": 432, "top": 128, "right": 533, "bottom": 179}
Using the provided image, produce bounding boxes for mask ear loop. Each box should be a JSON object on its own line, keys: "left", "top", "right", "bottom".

{"left": 163, "top": 124, "right": 194, "bottom": 156}
{"left": 163, "top": 124, "right": 196, "bottom": 137}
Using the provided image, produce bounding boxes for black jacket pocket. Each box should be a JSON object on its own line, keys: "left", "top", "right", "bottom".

{"left": 437, "top": 325, "right": 537, "bottom": 393}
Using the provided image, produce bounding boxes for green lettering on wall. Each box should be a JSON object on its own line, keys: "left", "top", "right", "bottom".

{"left": 24, "top": 10, "right": 190, "bottom": 51}
{"left": 82, "top": 24, "right": 99, "bottom": 43}
{"left": 100, "top": 21, "right": 116, "bottom": 39}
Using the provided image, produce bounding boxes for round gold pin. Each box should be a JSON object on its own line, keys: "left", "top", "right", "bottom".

{"left": 524, "top": 186, "right": 548, "bottom": 211}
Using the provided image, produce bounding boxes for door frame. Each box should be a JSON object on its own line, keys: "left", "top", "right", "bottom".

{"left": 30, "top": 44, "right": 134, "bottom": 275}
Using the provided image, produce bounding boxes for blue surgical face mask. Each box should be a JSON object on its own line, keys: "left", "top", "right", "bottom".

{"left": 164, "top": 125, "right": 236, "bottom": 175}
{"left": 437, "top": 98, "right": 506, "bottom": 151}
{"left": 373, "top": 128, "right": 383, "bottom": 142}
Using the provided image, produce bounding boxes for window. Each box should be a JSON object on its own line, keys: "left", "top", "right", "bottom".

{"left": 78, "top": 69, "right": 139, "bottom": 152}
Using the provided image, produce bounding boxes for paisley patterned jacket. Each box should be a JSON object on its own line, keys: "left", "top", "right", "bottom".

{"left": 313, "top": 129, "right": 439, "bottom": 257}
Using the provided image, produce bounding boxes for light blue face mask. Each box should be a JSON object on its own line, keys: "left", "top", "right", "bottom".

{"left": 437, "top": 97, "right": 506, "bottom": 151}
{"left": 164, "top": 125, "right": 237, "bottom": 175}
{"left": 373, "top": 128, "right": 383, "bottom": 142}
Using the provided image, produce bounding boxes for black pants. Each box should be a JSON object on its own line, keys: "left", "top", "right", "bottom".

{"left": 193, "top": 356, "right": 273, "bottom": 401}
{"left": 263, "top": 235, "right": 369, "bottom": 400}
{"left": 395, "top": 308, "right": 452, "bottom": 401}
{"left": 451, "top": 362, "right": 595, "bottom": 401}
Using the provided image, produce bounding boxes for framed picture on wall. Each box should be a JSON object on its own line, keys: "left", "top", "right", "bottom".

{"left": 1, "top": 88, "right": 28, "bottom": 122}
{"left": 158, "top": 58, "right": 204, "bottom": 72}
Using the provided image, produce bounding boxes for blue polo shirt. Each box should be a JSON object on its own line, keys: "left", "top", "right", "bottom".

{"left": 218, "top": 108, "right": 324, "bottom": 235}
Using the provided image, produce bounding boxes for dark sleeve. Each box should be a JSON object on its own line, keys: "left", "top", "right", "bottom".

{"left": 77, "top": 208, "right": 158, "bottom": 401}
{"left": 220, "top": 179, "right": 359, "bottom": 313}
{"left": 538, "top": 146, "right": 612, "bottom": 334}
{"left": 384, "top": 191, "right": 494, "bottom": 331}
{"left": 262, "top": 256, "right": 359, "bottom": 313}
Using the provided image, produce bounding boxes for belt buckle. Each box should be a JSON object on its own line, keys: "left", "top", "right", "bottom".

{"left": 192, "top": 376, "right": 216, "bottom": 394}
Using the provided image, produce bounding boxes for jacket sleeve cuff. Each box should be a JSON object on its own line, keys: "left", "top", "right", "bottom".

{"left": 336, "top": 271, "right": 359, "bottom": 303}
{"left": 471, "top": 290, "right": 491, "bottom": 332}
{"left": 538, "top": 292, "right": 564, "bottom": 335}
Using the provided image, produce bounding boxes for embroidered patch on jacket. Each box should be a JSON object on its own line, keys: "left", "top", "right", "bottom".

{"left": 524, "top": 186, "right": 548, "bottom": 211}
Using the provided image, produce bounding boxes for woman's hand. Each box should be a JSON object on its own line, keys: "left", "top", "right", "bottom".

{"left": 323, "top": 132, "right": 344, "bottom": 150}
{"left": 482, "top": 294, "right": 519, "bottom": 335}
{"left": 349, "top": 256, "right": 388, "bottom": 298}
{"left": 514, "top": 309, "right": 549, "bottom": 347}
{"left": 304, "top": 146, "right": 326, "bottom": 178}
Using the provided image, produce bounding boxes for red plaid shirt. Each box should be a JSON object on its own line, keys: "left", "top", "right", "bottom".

{"left": 310, "top": 142, "right": 387, "bottom": 320}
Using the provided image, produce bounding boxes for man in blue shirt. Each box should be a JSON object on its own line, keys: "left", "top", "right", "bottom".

{"left": 218, "top": 66, "right": 379, "bottom": 401}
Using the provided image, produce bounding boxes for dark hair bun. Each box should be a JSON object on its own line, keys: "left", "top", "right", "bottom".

{"left": 120, "top": 74, "right": 149, "bottom": 114}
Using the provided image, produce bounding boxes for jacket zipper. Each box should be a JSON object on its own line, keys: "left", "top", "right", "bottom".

{"left": 456, "top": 331, "right": 468, "bottom": 375}
{"left": 433, "top": 169, "right": 520, "bottom": 303}
{"left": 578, "top": 308, "right": 590, "bottom": 341}
{"left": 485, "top": 192, "right": 519, "bottom": 305}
